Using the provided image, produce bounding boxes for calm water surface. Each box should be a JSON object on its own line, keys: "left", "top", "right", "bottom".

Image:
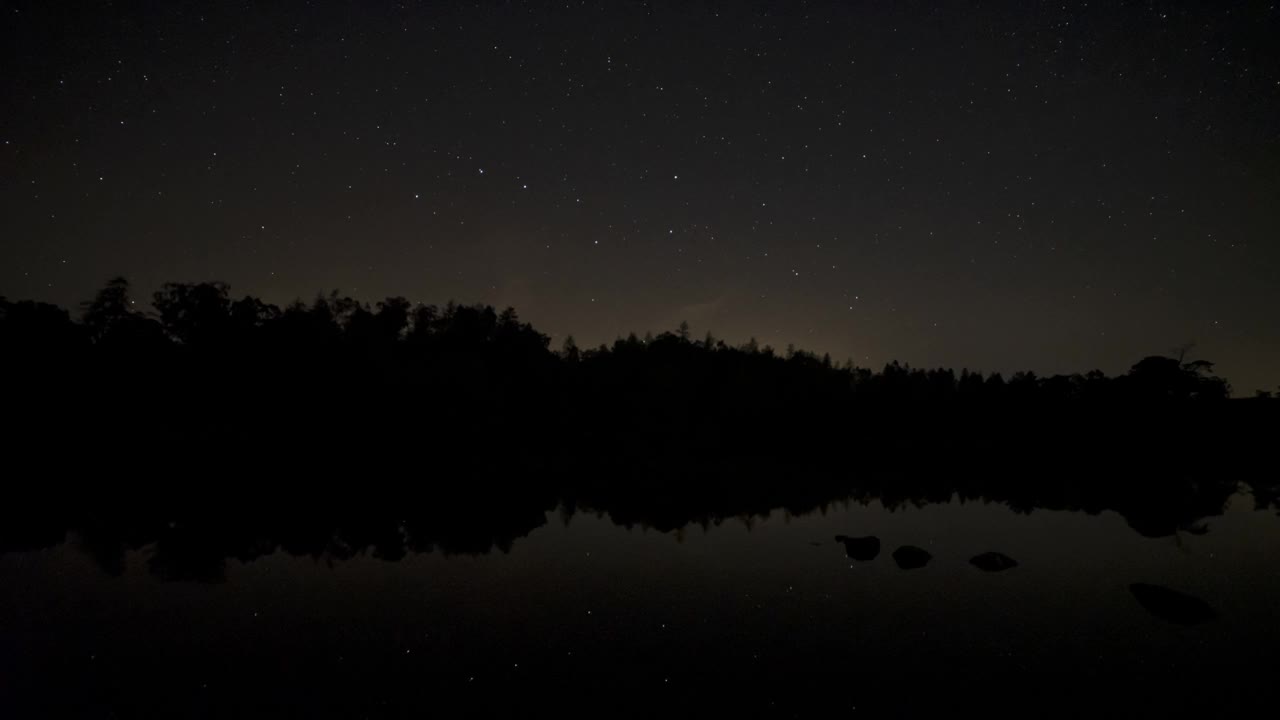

{"left": 3, "top": 492, "right": 1278, "bottom": 717}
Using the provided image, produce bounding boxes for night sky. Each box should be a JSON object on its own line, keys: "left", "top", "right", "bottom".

{"left": 3, "top": 1, "right": 1277, "bottom": 392}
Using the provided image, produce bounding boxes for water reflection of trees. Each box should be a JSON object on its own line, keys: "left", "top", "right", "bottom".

{"left": 3, "top": 459, "right": 1271, "bottom": 581}
{"left": 2, "top": 277, "right": 1277, "bottom": 578}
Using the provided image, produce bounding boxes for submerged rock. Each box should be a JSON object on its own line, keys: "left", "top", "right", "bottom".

{"left": 970, "top": 552, "right": 1018, "bottom": 572}
{"left": 892, "top": 545, "right": 932, "bottom": 570}
{"left": 834, "top": 535, "right": 881, "bottom": 561}
{"left": 1129, "top": 583, "right": 1217, "bottom": 625}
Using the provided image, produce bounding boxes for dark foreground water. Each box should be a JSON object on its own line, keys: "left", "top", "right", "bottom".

{"left": 3, "top": 491, "right": 1279, "bottom": 718}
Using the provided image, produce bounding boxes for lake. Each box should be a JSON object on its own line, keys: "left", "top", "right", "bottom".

{"left": 3, "top": 488, "right": 1278, "bottom": 717}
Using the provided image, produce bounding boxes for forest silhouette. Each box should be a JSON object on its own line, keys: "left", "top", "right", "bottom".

{"left": 1, "top": 276, "right": 1276, "bottom": 568}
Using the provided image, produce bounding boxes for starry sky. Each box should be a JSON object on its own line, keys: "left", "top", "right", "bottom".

{"left": 3, "top": 1, "right": 1278, "bottom": 392}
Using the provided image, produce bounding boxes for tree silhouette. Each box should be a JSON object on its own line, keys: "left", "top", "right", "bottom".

{"left": 0, "top": 274, "right": 1272, "bottom": 530}
{"left": 561, "top": 335, "right": 581, "bottom": 363}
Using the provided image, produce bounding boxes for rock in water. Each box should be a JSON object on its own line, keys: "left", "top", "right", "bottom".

{"left": 970, "top": 552, "right": 1018, "bottom": 572}
{"left": 834, "top": 535, "right": 881, "bottom": 561}
{"left": 1129, "top": 583, "right": 1217, "bottom": 625}
{"left": 892, "top": 545, "right": 932, "bottom": 570}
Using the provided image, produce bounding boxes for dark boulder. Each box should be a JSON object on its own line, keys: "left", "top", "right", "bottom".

{"left": 970, "top": 552, "right": 1018, "bottom": 572}
{"left": 1129, "top": 583, "right": 1217, "bottom": 625}
{"left": 834, "top": 535, "right": 881, "bottom": 561}
{"left": 892, "top": 545, "right": 932, "bottom": 570}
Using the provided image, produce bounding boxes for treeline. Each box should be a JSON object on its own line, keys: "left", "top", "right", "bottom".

{"left": 1, "top": 277, "right": 1275, "bottom": 489}
{"left": 0, "top": 276, "right": 1244, "bottom": 401}
{"left": 2, "top": 277, "right": 1279, "bottom": 556}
